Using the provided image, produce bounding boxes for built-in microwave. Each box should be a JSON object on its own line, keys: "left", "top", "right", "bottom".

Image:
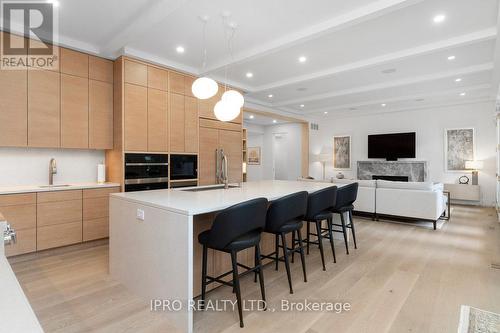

{"left": 170, "top": 154, "right": 198, "bottom": 181}
{"left": 124, "top": 153, "right": 169, "bottom": 192}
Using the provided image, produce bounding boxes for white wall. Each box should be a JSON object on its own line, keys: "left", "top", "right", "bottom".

{"left": 244, "top": 122, "right": 303, "bottom": 181}
{"left": 0, "top": 148, "right": 105, "bottom": 186}
{"left": 308, "top": 101, "right": 497, "bottom": 206}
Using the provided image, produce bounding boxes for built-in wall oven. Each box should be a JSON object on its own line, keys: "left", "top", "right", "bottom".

{"left": 169, "top": 154, "right": 198, "bottom": 188}
{"left": 124, "top": 153, "right": 169, "bottom": 192}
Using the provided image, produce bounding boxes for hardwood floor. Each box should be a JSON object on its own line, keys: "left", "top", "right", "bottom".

{"left": 10, "top": 206, "right": 500, "bottom": 333}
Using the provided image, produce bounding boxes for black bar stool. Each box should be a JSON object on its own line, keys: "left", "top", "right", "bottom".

{"left": 303, "top": 186, "right": 338, "bottom": 270}
{"left": 260, "top": 191, "right": 308, "bottom": 294}
{"left": 198, "top": 197, "right": 268, "bottom": 328}
{"left": 330, "top": 182, "right": 359, "bottom": 255}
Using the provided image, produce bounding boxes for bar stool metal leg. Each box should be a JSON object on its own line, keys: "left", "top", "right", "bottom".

{"left": 275, "top": 234, "right": 279, "bottom": 271}
{"left": 297, "top": 229, "right": 307, "bottom": 282}
{"left": 291, "top": 230, "right": 296, "bottom": 263}
{"left": 340, "top": 213, "right": 349, "bottom": 255}
{"left": 315, "top": 220, "right": 326, "bottom": 271}
{"left": 306, "top": 222, "right": 310, "bottom": 255}
{"left": 255, "top": 244, "right": 266, "bottom": 307}
{"left": 230, "top": 250, "right": 244, "bottom": 328}
{"left": 281, "top": 232, "right": 294, "bottom": 294}
{"left": 348, "top": 210, "right": 357, "bottom": 249}
{"left": 201, "top": 245, "right": 208, "bottom": 310}
{"left": 327, "top": 218, "right": 337, "bottom": 263}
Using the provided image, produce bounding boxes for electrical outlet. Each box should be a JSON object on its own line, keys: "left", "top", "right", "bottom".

{"left": 136, "top": 209, "right": 145, "bottom": 221}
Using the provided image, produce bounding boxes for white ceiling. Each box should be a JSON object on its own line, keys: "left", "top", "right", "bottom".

{"left": 7, "top": 0, "right": 500, "bottom": 118}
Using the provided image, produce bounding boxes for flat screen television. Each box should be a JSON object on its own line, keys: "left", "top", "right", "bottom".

{"left": 368, "top": 132, "right": 416, "bottom": 161}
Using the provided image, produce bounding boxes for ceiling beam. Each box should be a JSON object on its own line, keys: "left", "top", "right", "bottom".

{"left": 99, "top": 0, "right": 187, "bottom": 57}
{"left": 253, "top": 28, "right": 497, "bottom": 93}
{"left": 273, "top": 63, "right": 494, "bottom": 107}
{"left": 203, "top": 0, "right": 425, "bottom": 74}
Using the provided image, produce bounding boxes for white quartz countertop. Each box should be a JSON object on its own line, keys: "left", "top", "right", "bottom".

{"left": 0, "top": 222, "right": 44, "bottom": 332}
{"left": 111, "top": 180, "right": 339, "bottom": 216}
{"left": 0, "top": 182, "right": 121, "bottom": 195}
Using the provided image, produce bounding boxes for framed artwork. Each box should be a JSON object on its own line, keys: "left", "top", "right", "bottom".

{"left": 248, "top": 147, "right": 261, "bottom": 165}
{"left": 444, "top": 128, "right": 475, "bottom": 172}
{"left": 333, "top": 135, "right": 351, "bottom": 169}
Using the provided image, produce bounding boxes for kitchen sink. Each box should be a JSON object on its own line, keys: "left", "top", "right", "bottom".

{"left": 39, "top": 184, "right": 71, "bottom": 188}
{"left": 181, "top": 184, "right": 240, "bottom": 192}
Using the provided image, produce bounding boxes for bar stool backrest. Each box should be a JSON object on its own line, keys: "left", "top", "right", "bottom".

{"left": 333, "top": 183, "right": 359, "bottom": 210}
{"left": 305, "top": 186, "right": 338, "bottom": 220}
{"left": 265, "top": 191, "right": 308, "bottom": 233}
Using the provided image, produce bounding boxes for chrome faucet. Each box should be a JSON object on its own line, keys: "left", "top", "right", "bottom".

{"left": 49, "top": 158, "right": 57, "bottom": 185}
{"left": 4, "top": 224, "right": 16, "bottom": 246}
{"left": 216, "top": 149, "right": 229, "bottom": 189}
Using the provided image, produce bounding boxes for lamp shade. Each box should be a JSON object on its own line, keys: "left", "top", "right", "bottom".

{"left": 465, "top": 160, "right": 484, "bottom": 170}
{"left": 222, "top": 90, "right": 245, "bottom": 108}
{"left": 191, "top": 77, "right": 218, "bottom": 99}
{"left": 214, "top": 99, "right": 241, "bottom": 122}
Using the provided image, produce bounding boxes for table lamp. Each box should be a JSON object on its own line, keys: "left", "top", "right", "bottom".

{"left": 314, "top": 146, "right": 332, "bottom": 180}
{"left": 465, "top": 160, "right": 484, "bottom": 185}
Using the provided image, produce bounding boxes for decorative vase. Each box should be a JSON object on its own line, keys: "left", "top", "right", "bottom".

{"left": 336, "top": 172, "right": 345, "bottom": 179}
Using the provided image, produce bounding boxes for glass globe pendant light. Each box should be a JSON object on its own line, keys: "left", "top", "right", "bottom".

{"left": 192, "top": 16, "right": 218, "bottom": 100}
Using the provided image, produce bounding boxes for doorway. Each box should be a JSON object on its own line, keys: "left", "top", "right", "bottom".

{"left": 273, "top": 133, "right": 288, "bottom": 180}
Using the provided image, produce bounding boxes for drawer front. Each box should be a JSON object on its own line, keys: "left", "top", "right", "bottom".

{"left": 37, "top": 190, "right": 82, "bottom": 203}
{"left": 83, "top": 217, "right": 108, "bottom": 241}
{"left": 0, "top": 193, "right": 36, "bottom": 206}
{"left": 5, "top": 228, "right": 36, "bottom": 257}
{"left": 37, "top": 199, "right": 82, "bottom": 227}
{"left": 82, "top": 187, "right": 120, "bottom": 199}
{"left": 37, "top": 221, "right": 82, "bottom": 250}
{"left": 0, "top": 204, "right": 36, "bottom": 230}
{"left": 83, "top": 197, "right": 108, "bottom": 220}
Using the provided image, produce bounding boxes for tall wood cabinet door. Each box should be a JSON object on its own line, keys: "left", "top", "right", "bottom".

{"left": 28, "top": 70, "right": 60, "bottom": 147}
{"left": 147, "top": 89, "right": 168, "bottom": 152}
{"left": 148, "top": 67, "right": 168, "bottom": 91}
{"left": 0, "top": 68, "right": 27, "bottom": 146}
{"left": 61, "top": 48, "right": 89, "bottom": 78}
{"left": 89, "top": 56, "right": 113, "bottom": 83}
{"left": 185, "top": 96, "right": 198, "bottom": 153}
{"left": 61, "top": 74, "right": 89, "bottom": 148}
{"left": 169, "top": 71, "right": 185, "bottom": 94}
{"left": 89, "top": 80, "right": 113, "bottom": 149}
{"left": 124, "top": 83, "right": 148, "bottom": 151}
{"left": 198, "top": 85, "right": 222, "bottom": 120}
{"left": 219, "top": 129, "right": 243, "bottom": 183}
{"left": 124, "top": 60, "right": 147, "bottom": 86}
{"left": 170, "top": 93, "right": 185, "bottom": 152}
{"left": 198, "top": 127, "right": 219, "bottom": 185}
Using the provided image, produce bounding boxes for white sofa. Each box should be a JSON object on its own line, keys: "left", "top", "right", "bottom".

{"left": 298, "top": 178, "right": 447, "bottom": 229}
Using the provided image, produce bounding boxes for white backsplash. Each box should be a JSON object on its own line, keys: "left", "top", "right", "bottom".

{"left": 0, "top": 148, "right": 105, "bottom": 186}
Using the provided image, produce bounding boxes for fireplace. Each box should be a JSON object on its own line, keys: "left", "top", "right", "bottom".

{"left": 372, "top": 175, "right": 409, "bottom": 182}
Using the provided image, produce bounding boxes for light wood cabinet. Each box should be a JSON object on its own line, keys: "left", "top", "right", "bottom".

{"left": 0, "top": 68, "right": 27, "bottom": 146}
{"left": 147, "top": 89, "right": 169, "bottom": 152}
{"left": 170, "top": 93, "right": 186, "bottom": 152}
{"left": 0, "top": 193, "right": 36, "bottom": 256}
{"left": 124, "top": 83, "right": 148, "bottom": 151}
{"left": 89, "top": 56, "right": 113, "bottom": 83}
{"left": 83, "top": 187, "right": 119, "bottom": 241}
{"left": 199, "top": 122, "right": 243, "bottom": 185}
{"left": 61, "top": 74, "right": 89, "bottom": 148}
{"left": 37, "top": 190, "right": 82, "bottom": 228}
{"left": 89, "top": 80, "right": 113, "bottom": 149}
{"left": 28, "top": 69, "right": 60, "bottom": 147}
{"left": 199, "top": 127, "right": 219, "bottom": 185}
{"left": 124, "top": 60, "right": 147, "bottom": 86}
{"left": 37, "top": 222, "right": 82, "bottom": 251}
{"left": 148, "top": 67, "right": 168, "bottom": 91}
{"left": 185, "top": 96, "right": 198, "bottom": 153}
{"left": 169, "top": 71, "right": 185, "bottom": 94}
{"left": 61, "top": 48, "right": 89, "bottom": 78}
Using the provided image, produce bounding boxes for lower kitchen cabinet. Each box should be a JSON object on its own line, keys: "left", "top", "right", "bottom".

{"left": 0, "top": 186, "right": 120, "bottom": 257}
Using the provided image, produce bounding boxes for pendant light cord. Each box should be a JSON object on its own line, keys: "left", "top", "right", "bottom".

{"left": 201, "top": 18, "right": 208, "bottom": 71}
{"left": 222, "top": 16, "right": 236, "bottom": 92}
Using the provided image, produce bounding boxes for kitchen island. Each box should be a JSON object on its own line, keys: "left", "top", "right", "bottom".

{"left": 109, "top": 180, "right": 338, "bottom": 333}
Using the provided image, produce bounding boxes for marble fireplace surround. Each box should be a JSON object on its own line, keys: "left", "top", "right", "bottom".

{"left": 357, "top": 161, "right": 427, "bottom": 182}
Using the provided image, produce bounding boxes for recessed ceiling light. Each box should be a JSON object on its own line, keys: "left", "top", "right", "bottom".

{"left": 324, "top": 111, "right": 328, "bottom": 115}
{"left": 455, "top": 78, "right": 462, "bottom": 82}
{"left": 272, "top": 120, "right": 277, "bottom": 123}
{"left": 381, "top": 68, "right": 397, "bottom": 74}
{"left": 249, "top": 114, "right": 255, "bottom": 119}
{"left": 433, "top": 14, "right": 446, "bottom": 23}
{"left": 47, "top": 0, "right": 59, "bottom": 7}
{"left": 300, "top": 104, "right": 305, "bottom": 108}
{"left": 460, "top": 92, "right": 466, "bottom": 96}
{"left": 448, "top": 55, "right": 456, "bottom": 60}
{"left": 381, "top": 103, "right": 387, "bottom": 107}
{"left": 298, "top": 56, "right": 307, "bottom": 63}
{"left": 268, "top": 94, "right": 273, "bottom": 98}
{"left": 175, "top": 46, "right": 185, "bottom": 54}
{"left": 246, "top": 72, "right": 253, "bottom": 78}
